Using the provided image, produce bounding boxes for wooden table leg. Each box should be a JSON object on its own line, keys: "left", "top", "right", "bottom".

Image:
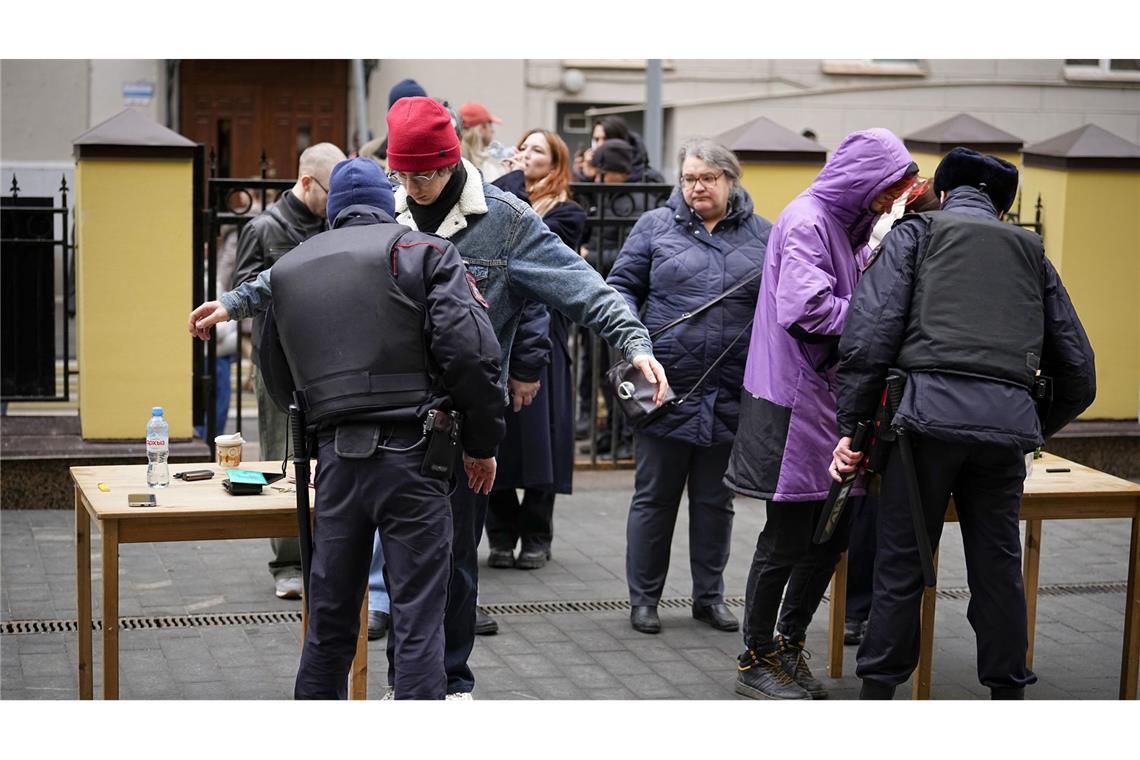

{"left": 912, "top": 548, "right": 940, "bottom": 700}
{"left": 75, "top": 489, "right": 93, "bottom": 699}
{"left": 100, "top": 519, "right": 119, "bottom": 700}
{"left": 1023, "top": 519, "right": 1043, "bottom": 671}
{"left": 1121, "top": 514, "right": 1140, "bottom": 700}
{"left": 827, "top": 552, "right": 848, "bottom": 678}
{"left": 348, "top": 595, "right": 368, "bottom": 700}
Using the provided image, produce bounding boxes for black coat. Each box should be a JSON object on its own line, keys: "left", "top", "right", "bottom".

{"left": 491, "top": 172, "right": 586, "bottom": 492}
{"left": 836, "top": 187, "right": 1096, "bottom": 450}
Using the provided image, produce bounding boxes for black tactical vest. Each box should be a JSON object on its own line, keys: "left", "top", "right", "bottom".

{"left": 270, "top": 223, "right": 436, "bottom": 424}
{"left": 896, "top": 211, "right": 1045, "bottom": 388}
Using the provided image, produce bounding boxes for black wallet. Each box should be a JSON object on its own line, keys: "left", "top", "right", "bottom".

{"left": 222, "top": 479, "right": 263, "bottom": 496}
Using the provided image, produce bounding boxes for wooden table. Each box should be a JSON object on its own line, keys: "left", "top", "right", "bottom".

{"left": 825, "top": 453, "right": 1140, "bottom": 699}
{"left": 72, "top": 460, "right": 369, "bottom": 700}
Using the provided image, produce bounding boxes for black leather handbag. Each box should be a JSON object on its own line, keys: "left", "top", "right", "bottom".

{"left": 606, "top": 269, "right": 761, "bottom": 429}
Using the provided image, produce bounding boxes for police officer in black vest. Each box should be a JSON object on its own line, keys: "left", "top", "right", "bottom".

{"left": 831, "top": 148, "right": 1096, "bottom": 699}
{"left": 258, "top": 157, "right": 506, "bottom": 699}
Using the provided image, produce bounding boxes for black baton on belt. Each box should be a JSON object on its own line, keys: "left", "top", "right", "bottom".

{"left": 881, "top": 370, "right": 936, "bottom": 588}
{"left": 289, "top": 401, "right": 314, "bottom": 607}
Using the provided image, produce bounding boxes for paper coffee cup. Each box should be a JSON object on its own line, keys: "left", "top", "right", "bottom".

{"left": 215, "top": 432, "right": 244, "bottom": 468}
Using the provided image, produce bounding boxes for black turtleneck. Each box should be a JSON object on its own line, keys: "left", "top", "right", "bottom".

{"left": 407, "top": 162, "right": 467, "bottom": 234}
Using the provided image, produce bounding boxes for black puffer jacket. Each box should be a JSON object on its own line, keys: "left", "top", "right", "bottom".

{"left": 836, "top": 186, "right": 1096, "bottom": 450}
{"left": 607, "top": 186, "right": 771, "bottom": 446}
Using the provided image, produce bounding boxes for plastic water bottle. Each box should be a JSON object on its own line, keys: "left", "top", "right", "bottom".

{"left": 146, "top": 406, "right": 170, "bottom": 488}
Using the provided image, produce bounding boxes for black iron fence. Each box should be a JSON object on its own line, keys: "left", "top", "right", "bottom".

{"left": 194, "top": 150, "right": 292, "bottom": 458}
{"left": 569, "top": 182, "right": 673, "bottom": 464}
{"left": 1, "top": 174, "right": 73, "bottom": 403}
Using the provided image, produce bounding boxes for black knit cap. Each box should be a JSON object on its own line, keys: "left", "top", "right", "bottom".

{"left": 591, "top": 138, "right": 635, "bottom": 175}
{"left": 933, "top": 147, "right": 1019, "bottom": 213}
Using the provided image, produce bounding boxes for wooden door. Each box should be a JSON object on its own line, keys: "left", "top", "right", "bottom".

{"left": 179, "top": 60, "right": 348, "bottom": 178}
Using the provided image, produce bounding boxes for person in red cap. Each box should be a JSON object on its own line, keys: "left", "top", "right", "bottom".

{"left": 385, "top": 95, "right": 669, "bottom": 698}
{"left": 459, "top": 100, "right": 509, "bottom": 182}
{"left": 199, "top": 96, "right": 668, "bottom": 699}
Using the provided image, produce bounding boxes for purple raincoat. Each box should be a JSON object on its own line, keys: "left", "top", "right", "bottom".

{"left": 724, "top": 129, "right": 913, "bottom": 502}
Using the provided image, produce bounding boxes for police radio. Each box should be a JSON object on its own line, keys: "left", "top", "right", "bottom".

{"left": 420, "top": 409, "right": 461, "bottom": 480}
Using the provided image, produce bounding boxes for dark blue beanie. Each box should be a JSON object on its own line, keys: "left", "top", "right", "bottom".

{"left": 388, "top": 78, "right": 427, "bottom": 110}
{"left": 326, "top": 158, "right": 395, "bottom": 222}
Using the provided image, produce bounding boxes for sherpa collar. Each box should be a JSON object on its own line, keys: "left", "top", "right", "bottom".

{"left": 395, "top": 158, "right": 488, "bottom": 239}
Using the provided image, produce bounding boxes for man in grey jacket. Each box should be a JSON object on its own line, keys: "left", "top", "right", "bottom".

{"left": 189, "top": 97, "right": 668, "bottom": 699}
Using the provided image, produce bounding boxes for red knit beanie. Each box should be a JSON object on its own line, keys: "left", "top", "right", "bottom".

{"left": 386, "top": 96, "right": 462, "bottom": 173}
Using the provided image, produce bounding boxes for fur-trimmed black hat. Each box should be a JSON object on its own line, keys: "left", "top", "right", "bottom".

{"left": 933, "top": 147, "right": 1019, "bottom": 213}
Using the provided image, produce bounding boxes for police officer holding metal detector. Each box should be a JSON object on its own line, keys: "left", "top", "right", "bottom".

{"left": 832, "top": 147, "right": 1096, "bottom": 700}
{"left": 245, "top": 157, "right": 505, "bottom": 700}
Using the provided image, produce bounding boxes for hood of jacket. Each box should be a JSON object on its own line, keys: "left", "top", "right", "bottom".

{"left": 395, "top": 157, "right": 488, "bottom": 239}
{"left": 806, "top": 128, "right": 913, "bottom": 248}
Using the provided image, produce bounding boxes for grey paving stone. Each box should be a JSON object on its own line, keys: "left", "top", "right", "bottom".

{"left": 563, "top": 663, "right": 622, "bottom": 689}
{"left": 502, "top": 653, "right": 563, "bottom": 678}
{"left": 533, "top": 640, "right": 596, "bottom": 666}
{"left": 590, "top": 650, "right": 654, "bottom": 676}
{"left": 563, "top": 627, "right": 626, "bottom": 653}
{"left": 616, "top": 672, "right": 684, "bottom": 699}
{"left": 525, "top": 678, "right": 586, "bottom": 700}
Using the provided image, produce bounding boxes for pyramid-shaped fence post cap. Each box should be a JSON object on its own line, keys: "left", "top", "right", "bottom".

{"left": 903, "top": 113, "right": 1023, "bottom": 154}
{"left": 715, "top": 116, "right": 827, "bottom": 164}
{"left": 1022, "top": 124, "right": 1140, "bottom": 170}
{"left": 74, "top": 108, "right": 198, "bottom": 160}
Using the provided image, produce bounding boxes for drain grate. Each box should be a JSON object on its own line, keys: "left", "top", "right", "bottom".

{"left": 0, "top": 581, "right": 1127, "bottom": 635}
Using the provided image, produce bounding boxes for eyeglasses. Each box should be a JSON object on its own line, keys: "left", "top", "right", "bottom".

{"left": 680, "top": 172, "right": 724, "bottom": 189}
{"left": 387, "top": 169, "right": 440, "bottom": 188}
{"left": 310, "top": 176, "right": 328, "bottom": 194}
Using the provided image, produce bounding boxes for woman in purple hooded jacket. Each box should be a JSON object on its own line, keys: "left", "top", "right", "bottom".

{"left": 725, "top": 128, "right": 918, "bottom": 700}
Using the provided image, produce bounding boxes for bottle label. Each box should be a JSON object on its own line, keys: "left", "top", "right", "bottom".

{"left": 146, "top": 438, "right": 167, "bottom": 448}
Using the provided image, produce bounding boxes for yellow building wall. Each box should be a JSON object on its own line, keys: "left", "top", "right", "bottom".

{"left": 1049, "top": 170, "right": 1139, "bottom": 420}
{"left": 1021, "top": 167, "right": 1069, "bottom": 272}
{"left": 76, "top": 159, "right": 194, "bottom": 439}
{"left": 740, "top": 163, "right": 823, "bottom": 223}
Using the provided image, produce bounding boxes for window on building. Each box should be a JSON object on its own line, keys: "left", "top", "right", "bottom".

{"left": 1064, "top": 59, "right": 1140, "bottom": 81}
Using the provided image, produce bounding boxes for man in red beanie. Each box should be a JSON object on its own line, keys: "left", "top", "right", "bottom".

{"left": 201, "top": 97, "right": 668, "bottom": 699}
{"left": 385, "top": 96, "right": 668, "bottom": 698}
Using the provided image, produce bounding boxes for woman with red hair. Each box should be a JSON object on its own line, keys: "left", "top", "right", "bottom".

{"left": 486, "top": 130, "right": 586, "bottom": 570}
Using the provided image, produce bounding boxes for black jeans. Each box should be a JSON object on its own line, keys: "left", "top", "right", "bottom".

{"left": 626, "top": 433, "right": 735, "bottom": 607}
{"left": 742, "top": 499, "right": 851, "bottom": 650}
{"left": 295, "top": 434, "right": 451, "bottom": 700}
{"left": 856, "top": 435, "right": 1037, "bottom": 690}
{"left": 486, "top": 487, "right": 555, "bottom": 552}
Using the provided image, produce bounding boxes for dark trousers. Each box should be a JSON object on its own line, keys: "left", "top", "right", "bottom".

{"left": 486, "top": 487, "right": 555, "bottom": 552}
{"left": 742, "top": 499, "right": 851, "bottom": 650}
{"left": 626, "top": 433, "right": 735, "bottom": 607}
{"left": 845, "top": 494, "right": 878, "bottom": 625}
{"left": 295, "top": 434, "right": 452, "bottom": 700}
{"left": 387, "top": 462, "right": 487, "bottom": 695}
{"left": 856, "top": 436, "right": 1037, "bottom": 690}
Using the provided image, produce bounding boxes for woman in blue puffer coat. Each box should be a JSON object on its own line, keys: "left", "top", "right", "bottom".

{"left": 607, "top": 138, "right": 771, "bottom": 635}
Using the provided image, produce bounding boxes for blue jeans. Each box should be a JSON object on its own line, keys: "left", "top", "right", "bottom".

{"left": 194, "top": 356, "right": 232, "bottom": 438}
{"left": 369, "top": 530, "right": 390, "bottom": 614}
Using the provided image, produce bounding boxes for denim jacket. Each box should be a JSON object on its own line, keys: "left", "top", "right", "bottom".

{"left": 222, "top": 159, "right": 654, "bottom": 384}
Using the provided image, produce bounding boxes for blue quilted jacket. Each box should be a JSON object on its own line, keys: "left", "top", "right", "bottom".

{"left": 607, "top": 187, "right": 771, "bottom": 446}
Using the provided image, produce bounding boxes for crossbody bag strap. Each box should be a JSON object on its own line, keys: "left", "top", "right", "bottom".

{"left": 672, "top": 318, "right": 753, "bottom": 405}
{"left": 648, "top": 268, "right": 762, "bottom": 339}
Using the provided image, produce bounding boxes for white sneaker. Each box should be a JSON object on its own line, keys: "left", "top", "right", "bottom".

{"left": 274, "top": 576, "right": 303, "bottom": 599}
{"left": 381, "top": 687, "right": 395, "bottom": 700}
{"left": 445, "top": 692, "right": 473, "bottom": 701}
